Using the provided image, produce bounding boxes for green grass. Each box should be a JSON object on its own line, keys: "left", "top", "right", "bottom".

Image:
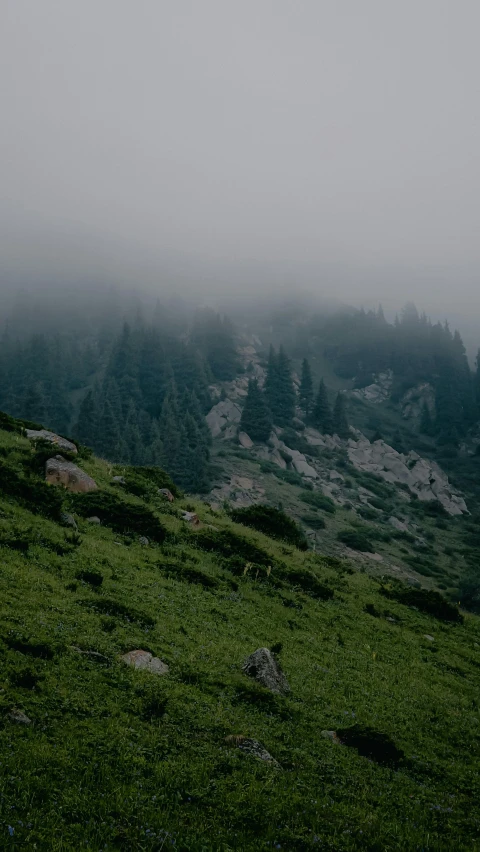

{"left": 1, "top": 428, "right": 480, "bottom": 849}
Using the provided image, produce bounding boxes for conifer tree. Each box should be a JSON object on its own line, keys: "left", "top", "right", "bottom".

{"left": 299, "top": 358, "right": 314, "bottom": 418}
{"left": 333, "top": 392, "right": 349, "bottom": 438}
{"left": 311, "top": 379, "right": 333, "bottom": 434}
{"left": 23, "top": 382, "right": 47, "bottom": 426}
{"left": 264, "top": 345, "right": 295, "bottom": 426}
{"left": 420, "top": 401, "right": 434, "bottom": 435}
{"left": 74, "top": 389, "right": 100, "bottom": 448}
{"left": 240, "top": 379, "right": 272, "bottom": 442}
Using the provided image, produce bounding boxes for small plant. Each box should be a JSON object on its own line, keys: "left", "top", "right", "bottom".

{"left": 230, "top": 504, "right": 307, "bottom": 550}
{"left": 337, "top": 529, "right": 374, "bottom": 552}
{"left": 300, "top": 491, "right": 336, "bottom": 514}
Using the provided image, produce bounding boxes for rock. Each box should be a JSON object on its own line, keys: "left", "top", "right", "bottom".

{"left": 329, "top": 470, "right": 344, "bottom": 482}
{"left": 111, "top": 475, "right": 126, "bottom": 484}
{"left": 45, "top": 455, "right": 98, "bottom": 493}
{"left": 389, "top": 516, "right": 409, "bottom": 533}
{"left": 181, "top": 511, "right": 200, "bottom": 526}
{"left": 158, "top": 488, "right": 175, "bottom": 502}
{"left": 227, "top": 736, "right": 280, "bottom": 767}
{"left": 87, "top": 516, "right": 101, "bottom": 525}
{"left": 26, "top": 429, "right": 78, "bottom": 454}
{"left": 61, "top": 512, "right": 78, "bottom": 530}
{"left": 205, "top": 399, "right": 242, "bottom": 438}
{"left": 269, "top": 449, "right": 287, "bottom": 469}
{"left": 8, "top": 708, "right": 31, "bottom": 725}
{"left": 423, "top": 634, "right": 435, "bottom": 642}
{"left": 407, "top": 578, "right": 422, "bottom": 588}
{"left": 402, "top": 382, "right": 436, "bottom": 426}
{"left": 292, "top": 417, "right": 305, "bottom": 430}
{"left": 120, "top": 650, "right": 169, "bottom": 675}
{"left": 238, "top": 431, "right": 254, "bottom": 449}
{"left": 291, "top": 457, "right": 318, "bottom": 478}
{"left": 351, "top": 370, "right": 393, "bottom": 404}
{"left": 321, "top": 730, "right": 342, "bottom": 744}
{"left": 138, "top": 536, "right": 149, "bottom": 546}
{"left": 242, "top": 647, "right": 289, "bottom": 694}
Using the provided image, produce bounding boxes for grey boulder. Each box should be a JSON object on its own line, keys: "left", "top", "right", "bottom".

{"left": 242, "top": 647, "right": 289, "bottom": 694}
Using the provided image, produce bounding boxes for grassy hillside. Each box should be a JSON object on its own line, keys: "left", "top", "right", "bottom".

{"left": 0, "top": 421, "right": 479, "bottom": 850}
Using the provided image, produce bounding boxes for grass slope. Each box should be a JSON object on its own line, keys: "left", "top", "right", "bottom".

{"left": 0, "top": 426, "right": 479, "bottom": 850}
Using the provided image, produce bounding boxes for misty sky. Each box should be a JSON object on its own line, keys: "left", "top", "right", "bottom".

{"left": 2, "top": 1, "right": 480, "bottom": 321}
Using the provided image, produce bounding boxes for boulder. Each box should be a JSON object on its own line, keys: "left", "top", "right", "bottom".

{"left": 389, "top": 516, "right": 409, "bottom": 533}
{"left": 158, "top": 488, "right": 175, "bottom": 502}
{"left": 205, "top": 399, "right": 242, "bottom": 438}
{"left": 227, "top": 736, "right": 280, "bottom": 767}
{"left": 120, "top": 650, "right": 169, "bottom": 675}
{"left": 26, "top": 429, "right": 78, "bottom": 455}
{"left": 238, "top": 431, "right": 254, "bottom": 449}
{"left": 269, "top": 449, "right": 287, "bottom": 469}
{"left": 111, "top": 475, "right": 126, "bottom": 485}
{"left": 242, "top": 647, "right": 289, "bottom": 694}
{"left": 329, "top": 470, "right": 344, "bottom": 482}
{"left": 87, "top": 516, "right": 101, "bottom": 525}
{"left": 61, "top": 512, "right": 78, "bottom": 530}
{"left": 8, "top": 708, "right": 32, "bottom": 725}
{"left": 181, "top": 511, "right": 200, "bottom": 526}
{"left": 292, "top": 457, "right": 318, "bottom": 478}
{"left": 45, "top": 455, "right": 97, "bottom": 493}
{"left": 138, "top": 536, "right": 149, "bottom": 546}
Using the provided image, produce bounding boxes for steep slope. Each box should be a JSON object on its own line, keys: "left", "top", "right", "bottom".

{"left": 0, "top": 415, "right": 479, "bottom": 850}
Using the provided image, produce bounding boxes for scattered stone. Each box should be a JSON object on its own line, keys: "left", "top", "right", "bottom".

{"left": 8, "top": 708, "right": 32, "bottom": 725}
{"left": 181, "top": 511, "right": 200, "bottom": 526}
{"left": 329, "top": 470, "right": 345, "bottom": 482}
{"left": 61, "top": 512, "right": 78, "bottom": 530}
{"left": 138, "top": 536, "right": 149, "bottom": 546}
{"left": 111, "top": 475, "right": 126, "bottom": 485}
{"left": 238, "top": 431, "right": 254, "bottom": 449}
{"left": 424, "top": 634, "right": 435, "bottom": 642}
{"left": 45, "top": 455, "right": 98, "bottom": 493}
{"left": 292, "top": 457, "right": 318, "bottom": 478}
{"left": 242, "top": 647, "right": 289, "bottom": 694}
{"left": 120, "top": 650, "right": 169, "bottom": 675}
{"left": 389, "top": 516, "right": 409, "bottom": 533}
{"left": 158, "top": 488, "right": 175, "bottom": 502}
{"left": 226, "top": 736, "right": 281, "bottom": 767}
{"left": 321, "top": 730, "right": 342, "bottom": 744}
{"left": 26, "top": 429, "right": 78, "bottom": 454}
{"left": 87, "top": 516, "right": 101, "bottom": 525}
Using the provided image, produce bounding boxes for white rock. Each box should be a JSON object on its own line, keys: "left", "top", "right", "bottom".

{"left": 120, "top": 650, "right": 169, "bottom": 675}
{"left": 238, "top": 431, "right": 254, "bottom": 449}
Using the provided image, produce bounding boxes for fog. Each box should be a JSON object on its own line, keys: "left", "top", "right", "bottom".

{"left": 2, "top": 1, "right": 480, "bottom": 325}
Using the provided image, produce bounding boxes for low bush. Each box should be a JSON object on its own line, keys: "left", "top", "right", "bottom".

{"left": 78, "top": 597, "right": 155, "bottom": 627}
{"left": 380, "top": 583, "right": 463, "bottom": 623}
{"left": 281, "top": 567, "right": 334, "bottom": 600}
{"left": 0, "top": 460, "right": 63, "bottom": 520}
{"left": 300, "top": 513, "right": 326, "bottom": 530}
{"left": 300, "top": 491, "right": 336, "bottom": 514}
{"left": 71, "top": 491, "right": 166, "bottom": 543}
{"left": 229, "top": 504, "right": 307, "bottom": 550}
{"left": 337, "top": 529, "right": 374, "bottom": 552}
{"left": 193, "top": 528, "right": 271, "bottom": 566}
{"left": 115, "top": 465, "right": 180, "bottom": 498}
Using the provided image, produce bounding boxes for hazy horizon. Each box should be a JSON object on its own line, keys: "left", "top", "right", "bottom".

{"left": 2, "top": 1, "right": 480, "bottom": 330}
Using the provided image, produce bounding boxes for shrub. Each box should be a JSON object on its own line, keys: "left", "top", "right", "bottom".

{"left": 71, "top": 491, "right": 166, "bottom": 543}
{"left": 115, "top": 465, "right": 180, "bottom": 498}
{"left": 300, "top": 491, "right": 336, "bottom": 514}
{"left": 380, "top": 583, "right": 463, "bottom": 623}
{"left": 300, "top": 514, "right": 326, "bottom": 530}
{"left": 193, "top": 528, "right": 271, "bottom": 566}
{"left": 0, "top": 460, "right": 63, "bottom": 520}
{"left": 78, "top": 598, "right": 155, "bottom": 627}
{"left": 230, "top": 504, "right": 307, "bottom": 550}
{"left": 281, "top": 567, "right": 334, "bottom": 600}
{"left": 337, "top": 529, "right": 374, "bottom": 552}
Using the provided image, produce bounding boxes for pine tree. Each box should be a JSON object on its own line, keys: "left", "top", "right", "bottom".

{"left": 240, "top": 379, "right": 272, "bottom": 442}
{"left": 299, "top": 358, "right": 314, "bottom": 418}
{"left": 74, "top": 389, "right": 100, "bottom": 448}
{"left": 333, "top": 392, "right": 349, "bottom": 438}
{"left": 475, "top": 349, "right": 480, "bottom": 415}
{"left": 264, "top": 345, "right": 295, "bottom": 426}
{"left": 420, "top": 401, "right": 434, "bottom": 436}
{"left": 311, "top": 379, "right": 333, "bottom": 433}
{"left": 23, "top": 382, "right": 47, "bottom": 426}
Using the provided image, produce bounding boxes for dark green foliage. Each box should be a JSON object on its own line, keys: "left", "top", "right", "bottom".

{"left": 191, "top": 309, "right": 238, "bottom": 380}
{"left": 299, "top": 358, "right": 314, "bottom": 417}
{"left": 300, "top": 514, "right": 326, "bottom": 530}
{"left": 264, "top": 345, "right": 296, "bottom": 427}
{"left": 458, "top": 572, "right": 480, "bottom": 613}
{"left": 78, "top": 597, "right": 155, "bottom": 627}
{"left": 333, "top": 392, "right": 350, "bottom": 438}
{"left": 311, "top": 379, "right": 333, "bottom": 433}
{"left": 336, "top": 725, "right": 405, "bottom": 766}
{"left": 193, "top": 528, "right": 271, "bottom": 566}
{"left": 0, "top": 460, "right": 63, "bottom": 520}
{"left": 281, "top": 567, "right": 334, "bottom": 599}
{"left": 229, "top": 504, "right": 307, "bottom": 549}
{"left": 162, "top": 561, "right": 219, "bottom": 589}
{"left": 300, "top": 490, "right": 336, "bottom": 513}
{"left": 337, "top": 529, "right": 374, "bottom": 552}
{"left": 380, "top": 583, "right": 463, "bottom": 623}
{"left": 71, "top": 491, "right": 166, "bottom": 543}
{"left": 240, "top": 379, "right": 272, "bottom": 442}
{"left": 76, "top": 569, "right": 104, "bottom": 588}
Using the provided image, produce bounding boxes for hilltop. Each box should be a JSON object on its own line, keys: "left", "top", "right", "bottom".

{"left": 0, "top": 413, "right": 479, "bottom": 850}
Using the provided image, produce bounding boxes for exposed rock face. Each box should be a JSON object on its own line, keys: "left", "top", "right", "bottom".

{"left": 402, "top": 383, "right": 435, "bottom": 426}
{"left": 242, "top": 647, "right": 289, "bottom": 694}
{"left": 209, "top": 475, "right": 266, "bottom": 508}
{"left": 206, "top": 399, "right": 242, "bottom": 438}
{"left": 238, "top": 431, "right": 254, "bottom": 449}
{"left": 26, "top": 429, "right": 78, "bottom": 454}
{"left": 45, "top": 455, "right": 98, "bottom": 493}
{"left": 232, "top": 737, "right": 280, "bottom": 767}
{"left": 120, "top": 650, "right": 169, "bottom": 675}
{"left": 347, "top": 436, "right": 467, "bottom": 515}
{"left": 351, "top": 370, "right": 393, "bottom": 404}
{"left": 389, "top": 516, "right": 409, "bottom": 532}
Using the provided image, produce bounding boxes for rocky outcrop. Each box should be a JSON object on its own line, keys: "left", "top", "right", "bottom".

{"left": 351, "top": 370, "right": 393, "bottom": 404}
{"left": 238, "top": 431, "right": 253, "bottom": 449}
{"left": 402, "top": 383, "right": 435, "bottom": 426}
{"left": 120, "top": 650, "right": 169, "bottom": 675}
{"left": 206, "top": 399, "right": 242, "bottom": 438}
{"left": 26, "top": 429, "right": 77, "bottom": 454}
{"left": 242, "top": 647, "right": 289, "bottom": 694}
{"left": 45, "top": 455, "right": 98, "bottom": 493}
{"left": 347, "top": 436, "right": 467, "bottom": 515}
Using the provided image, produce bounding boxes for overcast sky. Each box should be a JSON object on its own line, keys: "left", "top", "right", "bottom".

{"left": 2, "top": 1, "right": 480, "bottom": 322}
